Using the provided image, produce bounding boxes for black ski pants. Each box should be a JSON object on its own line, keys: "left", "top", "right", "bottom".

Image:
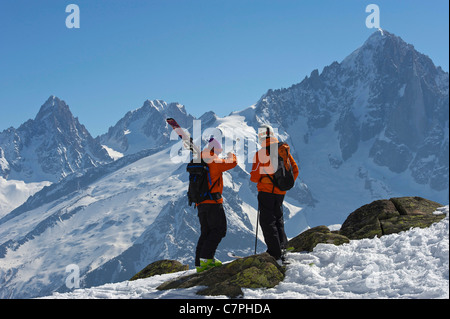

{"left": 195, "top": 203, "right": 227, "bottom": 266}
{"left": 258, "top": 191, "right": 288, "bottom": 260}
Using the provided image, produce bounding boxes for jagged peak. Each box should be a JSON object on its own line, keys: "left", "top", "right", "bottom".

{"left": 199, "top": 110, "right": 218, "bottom": 122}
{"left": 363, "top": 29, "right": 408, "bottom": 49}
{"left": 35, "top": 95, "right": 72, "bottom": 122}
{"left": 340, "top": 29, "right": 415, "bottom": 71}
{"left": 142, "top": 99, "right": 168, "bottom": 112}
{"left": 138, "top": 99, "right": 190, "bottom": 120}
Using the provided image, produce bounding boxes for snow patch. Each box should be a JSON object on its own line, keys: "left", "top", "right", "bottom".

{"left": 102, "top": 145, "right": 124, "bottom": 161}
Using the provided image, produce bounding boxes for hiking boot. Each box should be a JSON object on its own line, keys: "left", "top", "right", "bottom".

{"left": 196, "top": 258, "right": 222, "bottom": 273}
{"left": 282, "top": 247, "right": 295, "bottom": 256}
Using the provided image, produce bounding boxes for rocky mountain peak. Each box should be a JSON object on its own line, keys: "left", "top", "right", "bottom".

{"left": 0, "top": 96, "right": 112, "bottom": 182}
{"left": 98, "top": 99, "right": 194, "bottom": 155}
{"left": 251, "top": 30, "right": 448, "bottom": 193}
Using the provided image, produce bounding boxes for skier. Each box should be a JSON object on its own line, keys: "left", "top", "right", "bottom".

{"left": 195, "top": 137, "right": 237, "bottom": 272}
{"left": 250, "top": 124, "right": 299, "bottom": 265}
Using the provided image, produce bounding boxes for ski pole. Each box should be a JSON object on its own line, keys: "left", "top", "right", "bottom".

{"left": 254, "top": 208, "right": 260, "bottom": 255}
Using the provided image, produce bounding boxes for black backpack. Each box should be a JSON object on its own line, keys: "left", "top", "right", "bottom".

{"left": 264, "top": 142, "right": 295, "bottom": 192}
{"left": 186, "top": 159, "right": 221, "bottom": 206}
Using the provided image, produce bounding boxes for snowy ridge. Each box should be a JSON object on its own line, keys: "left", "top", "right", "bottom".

{"left": 44, "top": 206, "right": 449, "bottom": 299}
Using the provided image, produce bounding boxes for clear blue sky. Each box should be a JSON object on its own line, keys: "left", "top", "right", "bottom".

{"left": 0, "top": 0, "right": 448, "bottom": 137}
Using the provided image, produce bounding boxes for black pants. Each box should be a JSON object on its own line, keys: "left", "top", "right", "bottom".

{"left": 258, "top": 191, "right": 288, "bottom": 260}
{"left": 195, "top": 203, "right": 227, "bottom": 266}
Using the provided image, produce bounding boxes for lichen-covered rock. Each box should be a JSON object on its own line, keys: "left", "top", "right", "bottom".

{"left": 340, "top": 197, "right": 444, "bottom": 240}
{"left": 157, "top": 253, "right": 284, "bottom": 298}
{"left": 379, "top": 214, "right": 446, "bottom": 236}
{"left": 129, "top": 259, "right": 189, "bottom": 281}
{"left": 390, "top": 197, "right": 443, "bottom": 216}
{"left": 287, "top": 225, "right": 350, "bottom": 252}
{"left": 340, "top": 199, "right": 399, "bottom": 239}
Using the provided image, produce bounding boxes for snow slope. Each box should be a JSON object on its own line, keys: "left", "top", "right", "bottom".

{"left": 44, "top": 206, "right": 448, "bottom": 299}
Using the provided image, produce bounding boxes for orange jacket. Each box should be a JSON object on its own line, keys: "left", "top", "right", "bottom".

{"left": 250, "top": 137, "right": 299, "bottom": 195}
{"left": 199, "top": 149, "right": 238, "bottom": 205}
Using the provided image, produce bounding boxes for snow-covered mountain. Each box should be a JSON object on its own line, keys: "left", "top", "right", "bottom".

{"left": 0, "top": 96, "right": 113, "bottom": 183}
{"left": 238, "top": 29, "right": 448, "bottom": 227}
{"left": 98, "top": 100, "right": 194, "bottom": 156}
{"left": 0, "top": 30, "right": 448, "bottom": 299}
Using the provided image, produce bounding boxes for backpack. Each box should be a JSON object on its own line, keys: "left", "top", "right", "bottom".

{"left": 186, "top": 159, "right": 221, "bottom": 206}
{"left": 264, "top": 142, "right": 295, "bottom": 192}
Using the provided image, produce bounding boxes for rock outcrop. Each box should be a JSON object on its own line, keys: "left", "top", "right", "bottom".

{"left": 129, "top": 260, "right": 189, "bottom": 281}
{"left": 340, "top": 196, "right": 444, "bottom": 240}
{"left": 287, "top": 225, "right": 349, "bottom": 252}
{"left": 157, "top": 253, "right": 284, "bottom": 298}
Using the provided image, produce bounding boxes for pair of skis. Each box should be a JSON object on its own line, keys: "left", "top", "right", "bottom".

{"left": 166, "top": 118, "right": 201, "bottom": 159}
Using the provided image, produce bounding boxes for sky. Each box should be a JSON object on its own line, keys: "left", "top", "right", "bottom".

{"left": 0, "top": 0, "right": 448, "bottom": 137}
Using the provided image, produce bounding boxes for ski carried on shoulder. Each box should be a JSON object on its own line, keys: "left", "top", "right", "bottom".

{"left": 166, "top": 118, "right": 201, "bottom": 159}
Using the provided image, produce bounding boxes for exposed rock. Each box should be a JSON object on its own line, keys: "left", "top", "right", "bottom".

{"left": 287, "top": 225, "right": 350, "bottom": 252}
{"left": 390, "top": 197, "right": 443, "bottom": 216}
{"left": 340, "top": 197, "right": 444, "bottom": 240}
{"left": 339, "top": 199, "right": 399, "bottom": 239}
{"left": 129, "top": 260, "right": 189, "bottom": 281}
{"left": 157, "top": 253, "right": 284, "bottom": 298}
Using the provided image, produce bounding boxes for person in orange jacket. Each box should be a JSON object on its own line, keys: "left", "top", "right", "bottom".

{"left": 250, "top": 124, "right": 299, "bottom": 265}
{"left": 195, "top": 137, "right": 237, "bottom": 272}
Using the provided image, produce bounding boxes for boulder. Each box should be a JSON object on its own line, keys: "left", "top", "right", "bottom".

{"left": 287, "top": 225, "right": 350, "bottom": 252}
{"left": 129, "top": 259, "right": 189, "bottom": 281}
{"left": 340, "top": 197, "right": 444, "bottom": 240}
{"left": 339, "top": 199, "right": 399, "bottom": 239}
{"left": 390, "top": 197, "right": 443, "bottom": 216}
{"left": 157, "top": 253, "right": 284, "bottom": 298}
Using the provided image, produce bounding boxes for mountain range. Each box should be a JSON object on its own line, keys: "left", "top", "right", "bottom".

{"left": 0, "top": 29, "right": 448, "bottom": 298}
{"left": 0, "top": 96, "right": 112, "bottom": 183}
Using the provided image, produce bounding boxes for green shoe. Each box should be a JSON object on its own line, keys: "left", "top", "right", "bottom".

{"left": 196, "top": 258, "right": 222, "bottom": 273}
